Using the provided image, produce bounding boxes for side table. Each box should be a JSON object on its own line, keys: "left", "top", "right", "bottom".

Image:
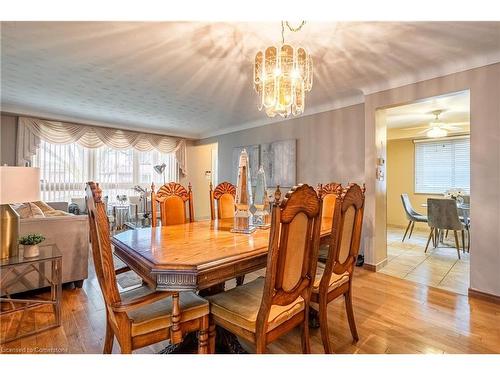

{"left": 0, "top": 244, "right": 62, "bottom": 344}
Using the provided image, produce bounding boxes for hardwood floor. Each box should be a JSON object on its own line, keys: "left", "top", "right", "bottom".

{"left": 382, "top": 226, "right": 470, "bottom": 295}
{"left": 1, "top": 255, "right": 499, "bottom": 354}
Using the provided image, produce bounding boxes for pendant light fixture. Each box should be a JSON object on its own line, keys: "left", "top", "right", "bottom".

{"left": 253, "top": 21, "right": 313, "bottom": 118}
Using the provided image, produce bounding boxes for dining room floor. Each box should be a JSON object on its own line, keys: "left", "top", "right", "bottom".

{"left": 381, "top": 226, "right": 470, "bottom": 295}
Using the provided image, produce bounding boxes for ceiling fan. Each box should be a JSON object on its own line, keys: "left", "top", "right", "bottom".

{"left": 400, "top": 109, "right": 467, "bottom": 138}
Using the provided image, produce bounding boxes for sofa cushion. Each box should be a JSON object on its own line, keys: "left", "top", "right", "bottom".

{"left": 43, "top": 210, "right": 72, "bottom": 217}
{"left": 33, "top": 201, "right": 55, "bottom": 213}
{"left": 13, "top": 202, "right": 45, "bottom": 218}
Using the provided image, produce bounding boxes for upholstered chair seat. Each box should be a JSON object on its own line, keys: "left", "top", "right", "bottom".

{"left": 123, "top": 286, "right": 209, "bottom": 336}
{"left": 207, "top": 277, "right": 304, "bottom": 333}
{"left": 312, "top": 265, "right": 349, "bottom": 293}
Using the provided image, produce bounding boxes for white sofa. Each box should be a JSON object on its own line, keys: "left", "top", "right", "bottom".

{"left": 7, "top": 202, "right": 89, "bottom": 294}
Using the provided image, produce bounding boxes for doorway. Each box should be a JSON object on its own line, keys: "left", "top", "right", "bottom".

{"left": 381, "top": 90, "right": 471, "bottom": 295}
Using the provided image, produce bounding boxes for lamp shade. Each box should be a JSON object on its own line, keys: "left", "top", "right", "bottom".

{"left": 0, "top": 167, "right": 41, "bottom": 204}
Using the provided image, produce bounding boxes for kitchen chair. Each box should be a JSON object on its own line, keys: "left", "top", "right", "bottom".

{"left": 151, "top": 182, "right": 194, "bottom": 227}
{"left": 310, "top": 183, "right": 365, "bottom": 353}
{"left": 317, "top": 182, "right": 342, "bottom": 262}
{"left": 209, "top": 181, "right": 236, "bottom": 220}
{"left": 425, "top": 198, "right": 468, "bottom": 259}
{"left": 206, "top": 184, "right": 323, "bottom": 354}
{"left": 401, "top": 193, "right": 428, "bottom": 242}
{"left": 85, "top": 182, "right": 210, "bottom": 354}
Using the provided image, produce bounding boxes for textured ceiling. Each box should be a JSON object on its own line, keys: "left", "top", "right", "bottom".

{"left": 386, "top": 90, "right": 470, "bottom": 129}
{"left": 1, "top": 22, "right": 499, "bottom": 138}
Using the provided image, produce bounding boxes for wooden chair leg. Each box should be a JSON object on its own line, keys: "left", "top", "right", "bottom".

{"left": 344, "top": 288, "right": 359, "bottom": 342}
{"left": 425, "top": 228, "right": 434, "bottom": 253}
{"left": 235, "top": 275, "right": 245, "bottom": 286}
{"left": 467, "top": 229, "right": 470, "bottom": 252}
{"left": 453, "top": 230, "right": 461, "bottom": 260}
{"left": 318, "top": 301, "right": 331, "bottom": 354}
{"left": 301, "top": 307, "right": 311, "bottom": 354}
{"left": 408, "top": 221, "right": 415, "bottom": 239}
{"left": 402, "top": 221, "right": 412, "bottom": 242}
{"left": 445, "top": 229, "right": 449, "bottom": 239}
{"left": 120, "top": 339, "right": 132, "bottom": 354}
{"left": 461, "top": 230, "right": 466, "bottom": 254}
{"left": 197, "top": 316, "right": 209, "bottom": 354}
{"left": 103, "top": 317, "right": 114, "bottom": 354}
{"left": 208, "top": 320, "right": 216, "bottom": 354}
{"left": 255, "top": 334, "right": 266, "bottom": 354}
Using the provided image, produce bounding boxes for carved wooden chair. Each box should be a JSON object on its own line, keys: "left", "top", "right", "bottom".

{"left": 151, "top": 182, "right": 194, "bottom": 227}
{"left": 206, "top": 184, "right": 323, "bottom": 353}
{"left": 85, "top": 182, "right": 210, "bottom": 354}
{"left": 317, "top": 182, "right": 342, "bottom": 261}
{"left": 311, "top": 183, "right": 365, "bottom": 353}
{"left": 208, "top": 181, "right": 245, "bottom": 286}
{"left": 209, "top": 181, "right": 236, "bottom": 220}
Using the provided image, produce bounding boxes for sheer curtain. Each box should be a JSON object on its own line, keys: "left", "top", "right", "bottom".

{"left": 32, "top": 140, "right": 178, "bottom": 202}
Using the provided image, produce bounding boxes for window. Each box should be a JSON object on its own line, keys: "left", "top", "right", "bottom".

{"left": 32, "top": 140, "right": 178, "bottom": 202}
{"left": 414, "top": 136, "right": 470, "bottom": 194}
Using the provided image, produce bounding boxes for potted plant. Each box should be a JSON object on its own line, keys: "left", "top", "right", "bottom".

{"left": 19, "top": 234, "right": 45, "bottom": 258}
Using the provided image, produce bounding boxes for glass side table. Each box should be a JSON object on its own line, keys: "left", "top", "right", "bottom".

{"left": 0, "top": 244, "right": 62, "bottom": 344}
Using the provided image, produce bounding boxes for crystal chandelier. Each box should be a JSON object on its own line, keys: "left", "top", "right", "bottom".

{"left": 253, "top": 21, "right": 313, "bottom": 118}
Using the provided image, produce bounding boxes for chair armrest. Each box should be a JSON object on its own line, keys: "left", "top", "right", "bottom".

{"left": 111, "top": 291, "right": 172, "bottom": 313}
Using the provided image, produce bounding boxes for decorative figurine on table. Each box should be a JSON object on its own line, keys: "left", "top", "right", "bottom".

{"left": 253, "top": 165, "right": 271, "bottom": 229}
{"left": 231, "top": 149, "right": 256, "bottom": 234}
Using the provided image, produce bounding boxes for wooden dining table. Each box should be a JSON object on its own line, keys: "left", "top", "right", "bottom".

{"left": 111, "top": 217, "right": 333, "bottom": 353}
{"left": 112, "top": 217, "right": 333, "bottom": 293}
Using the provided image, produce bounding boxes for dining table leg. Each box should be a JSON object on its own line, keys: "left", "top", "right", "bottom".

{"left": 159, "top": 283, "right": 248, "bottom": 354}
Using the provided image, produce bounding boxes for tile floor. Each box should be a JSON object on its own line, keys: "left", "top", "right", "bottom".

{"left": 381, "top": 226, "right": 470, "bottom": 295}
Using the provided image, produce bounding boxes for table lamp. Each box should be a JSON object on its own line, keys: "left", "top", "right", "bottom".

{"left": 0, "top": 166, "right": 41, "bottom": 259}
{"left": 153, "top": 163, "right": 166, "bottom": 185}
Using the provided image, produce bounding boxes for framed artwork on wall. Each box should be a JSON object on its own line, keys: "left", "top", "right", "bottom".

{"left": 232, "top": 139, "right": 296, "bottom": 188}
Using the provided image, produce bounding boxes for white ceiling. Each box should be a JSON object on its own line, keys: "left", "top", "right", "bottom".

{"left": 1, "top": 22, "right": 499, "bottom": 139}
{"left": 386, "top": 90, "right": 470, "bottom": 129}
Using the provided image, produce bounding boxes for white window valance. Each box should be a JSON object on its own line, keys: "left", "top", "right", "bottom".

{"left": 16, "top": 116, "right": 188, "bottom": 176}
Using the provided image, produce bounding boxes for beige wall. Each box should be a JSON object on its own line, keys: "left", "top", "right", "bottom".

{"left": 180, "top": 141, "right": 218, "bottom": 220}
{"left": 386, "top": 138, "right": 440, "bottom": 230}
{"left": 1, "top": 114, "right": 18, "bottom": 166}
{"left": 201, "top": 104, "right": 366, "bottom": 188}
{"left": 364, "top": 62, "right": 500, "bottom": 297}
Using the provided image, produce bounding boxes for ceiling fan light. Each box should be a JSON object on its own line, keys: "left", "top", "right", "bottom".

{"left": 427, "top": 126, "right": 448, "bottom": 138}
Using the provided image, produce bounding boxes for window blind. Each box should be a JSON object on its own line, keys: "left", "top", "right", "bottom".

{"left": 414, "top": 136, "right": 470, "bottom": 194}
{"left": 32, "top": 140, "right": 178, "bottom": 202}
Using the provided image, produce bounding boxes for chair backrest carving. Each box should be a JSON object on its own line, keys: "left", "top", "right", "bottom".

{"left": 151, "top": 182, "right": 194, "bottom": 226}
{"left": 256, "top": 184, "right": 322, "bottom": 333}
{"left": 320, "top": 183, "right": 365, "bottom": 290}
{"left": 209, "top": 181, "right": 236, "bottom": 220}
{"left": 85, "top": 182, "right": 122, "bottom": 313}
{"left": 318, "top": 182, "right": 341, "bottom": 218}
